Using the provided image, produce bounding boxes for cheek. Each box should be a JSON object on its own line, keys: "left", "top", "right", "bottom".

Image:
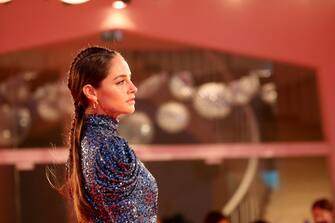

{"left": 324, "top": 212, "right": 333, "bottom": 220}
{"left": 99, "top": 89, "right": 125, "bottom": 106}
{"left": 99, "top": 87, "right": 118, "bottom": 100}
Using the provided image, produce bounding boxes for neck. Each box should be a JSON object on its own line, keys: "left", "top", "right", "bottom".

{"left": 85, "top": 102, "right": 119, "bottom": 119}
{"left": 85, "top": 109, "right": 119, "bottom": 120}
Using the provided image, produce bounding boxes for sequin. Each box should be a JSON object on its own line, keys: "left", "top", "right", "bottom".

{"left": 81, "top": 114, "right": 158, "bottom": 223}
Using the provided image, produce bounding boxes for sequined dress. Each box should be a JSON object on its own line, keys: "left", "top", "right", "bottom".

{"left": 80, "top": 114, "right": 158, "bottom": 223}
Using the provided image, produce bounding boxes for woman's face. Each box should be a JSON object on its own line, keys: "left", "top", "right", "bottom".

{"left": 312, "top": 207, "right": 333, "bottom": 223}
{"left": 95, "top": 54, "right": 137, "bottom": 118}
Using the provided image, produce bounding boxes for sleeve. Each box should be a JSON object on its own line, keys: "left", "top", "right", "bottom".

{"left": 93, "top": 136, "right": 140, "bottom": 204}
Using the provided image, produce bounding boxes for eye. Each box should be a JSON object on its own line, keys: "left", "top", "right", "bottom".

{"left": 116, "top": 80, "right": 125, "bottom": 85}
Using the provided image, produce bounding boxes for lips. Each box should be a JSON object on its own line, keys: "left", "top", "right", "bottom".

{"left": 127, "top": 97, "right": 136, "bottom": 103}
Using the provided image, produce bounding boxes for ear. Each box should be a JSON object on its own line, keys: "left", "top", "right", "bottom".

{"left": 82, "top": 84, "right": 98, "bottom": 103}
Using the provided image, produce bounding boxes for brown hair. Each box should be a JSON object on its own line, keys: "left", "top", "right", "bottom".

{"left": 66, "top": 46, "right": 118, "bottom": 222}
{"left": 312, "top": 198, "right": 333, "bottom": 212}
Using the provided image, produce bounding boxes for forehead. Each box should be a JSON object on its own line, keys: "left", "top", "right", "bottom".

{"left": 107, "top": 54, "right": 131, "bottom": 78}
{"left": 313, "top": 207, "right": 331, "bottom": 213}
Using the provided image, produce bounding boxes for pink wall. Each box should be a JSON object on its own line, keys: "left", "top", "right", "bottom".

{"left": 0, "top": 0, "right": 335, "bottom": 188}
{"left": 0, "top": 0, "right": 334, "bottom": 63}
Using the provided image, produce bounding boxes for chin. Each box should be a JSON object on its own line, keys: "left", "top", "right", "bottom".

{"left": 129, "top": 108, "right": 135, "bottom": 114}
{"left": 126, "top": 107, "right": 136, "bottom": 114}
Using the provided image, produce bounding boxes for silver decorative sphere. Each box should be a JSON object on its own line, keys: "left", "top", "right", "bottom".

{"left": 239, "top": 74, "right": 260, "bottom": 96}
{"left": 193, "top": 82, "right": 232, "bottom": 119}
{"left": 229, "top": 80, "right": 253, "bottom": 105}
{"left": 169, "top": 71, "right": 195, "bottom": 101}
{"left": 156, "top": 101, "right": 190, "bottom": 133}
{"left": 136, "top": 72, "right": 168, "bottom": 99}
{"left": 118, "top": 112, "right": 154, "bottom": 144}
{"left": 0, "top": 104, "right": 31, "bottom": 147}
{"left": 34, "top": 83, "right": 62, "bottom": 122}
{"left": 0, "top": 76, "right": 30, "bottom": 103}
{"left": 261, "top": 83, "right": 277, "bottom": 104}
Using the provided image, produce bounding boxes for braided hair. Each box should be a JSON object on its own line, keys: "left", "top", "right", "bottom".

{"left": 66, "top": 46, "right": 118, "bottom": 222}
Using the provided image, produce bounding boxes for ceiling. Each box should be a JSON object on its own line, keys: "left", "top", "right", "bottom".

{"left": 1, "top": 0, "right": 335, "bottom": 141}
{"left": 0, "top": 0, "right": 334, "bottom": 67}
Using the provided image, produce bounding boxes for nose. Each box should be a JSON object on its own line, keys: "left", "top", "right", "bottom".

{"left": 128, "top": 80, "right": 137, "bottom": 94}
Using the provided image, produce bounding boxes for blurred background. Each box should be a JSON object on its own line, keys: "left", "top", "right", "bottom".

{"left": 0, "top": 0, "right": 334, "bottom": 223}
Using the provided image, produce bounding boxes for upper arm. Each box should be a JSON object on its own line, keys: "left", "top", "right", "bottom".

{"left": 94, "top": 137, "right": 140, "bottom": 203}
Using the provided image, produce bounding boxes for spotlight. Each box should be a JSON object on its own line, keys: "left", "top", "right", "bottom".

{"left": 112, "top": 0, "right": 131, "bottom": 9}
{"left": 0, "top": 0, "right": 12, "bottom": 3}
{"left": 61, "top": 0, "right": 89, "bottom": 5}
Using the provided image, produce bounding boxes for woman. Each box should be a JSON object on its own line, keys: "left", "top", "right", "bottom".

{"left": 66, "top": 46, "right": 158, "bottom": 222}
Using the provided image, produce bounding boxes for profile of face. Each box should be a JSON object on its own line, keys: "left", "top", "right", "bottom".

{"left": 83, "top": 54, "right": 137, "bottom": 118}
{"left": 312, "top": 207, "right": 333, "bottom": 223}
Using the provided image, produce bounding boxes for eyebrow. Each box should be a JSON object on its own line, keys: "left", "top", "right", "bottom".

{"left": 112, "top": 74, "right": 131, "bottom": 80}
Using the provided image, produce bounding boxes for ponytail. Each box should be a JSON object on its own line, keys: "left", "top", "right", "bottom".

{"left": 67, "top": 104, "right": 93, "bottom": 222}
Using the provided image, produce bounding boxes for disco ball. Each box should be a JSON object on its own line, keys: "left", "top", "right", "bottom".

{"left": 118, "top": 112, "right": 154, "bottom": 144}
{"left": 156, "top": 102, "right": 190, "bottom": 133}
{"left": 136, "top": 72, "right": 168, "bottom": 99}
{"left": 193, "top": 82, "right": 232, "bottom": 119}
{"left": 0, "top": 104, "right": 31, "bottom": 147}
{"left": 239, "top": 74, "right": 260, "bottom": 96}
{"left": 34, "top": 83, "right": 62, "bottom": 122}
{"left": 229, "top": 79, "right": 253, "bottom": 105}
{"left": 261, "top": 83, "right": 277, "bottom": 104}
{"left": 169, "top": 71, "right": 195, "bottom": 101}
{"left": 0, "top": 76, "right": 30, "bottom": 103}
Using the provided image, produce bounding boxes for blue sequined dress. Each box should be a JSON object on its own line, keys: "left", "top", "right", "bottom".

{"left": 80, "top": 114, "right": 158, "bottom": 223}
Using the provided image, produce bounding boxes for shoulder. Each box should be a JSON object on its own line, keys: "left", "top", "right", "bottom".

{"left": 81, "top": 132, "right": 138, "bottom": 170}
{"left": 93, "top": 136, "right": 140, "bottom": 188}
{"left": 98, "top": 135, "right": 137, "bottom": 168}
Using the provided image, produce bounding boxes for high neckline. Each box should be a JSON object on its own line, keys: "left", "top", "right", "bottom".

{"left": 84, "top": 114, "right": 119, "bottom": 133}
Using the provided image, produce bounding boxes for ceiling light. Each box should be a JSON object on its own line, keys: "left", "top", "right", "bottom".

{"left": 61, "top": 0, "right": 90, "bottom": 5}
{"left": 112, "top": 0, "right": 131, "bottom": 9}
{"left": 0, "top": 0, "right": 12, "bottom": 3}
